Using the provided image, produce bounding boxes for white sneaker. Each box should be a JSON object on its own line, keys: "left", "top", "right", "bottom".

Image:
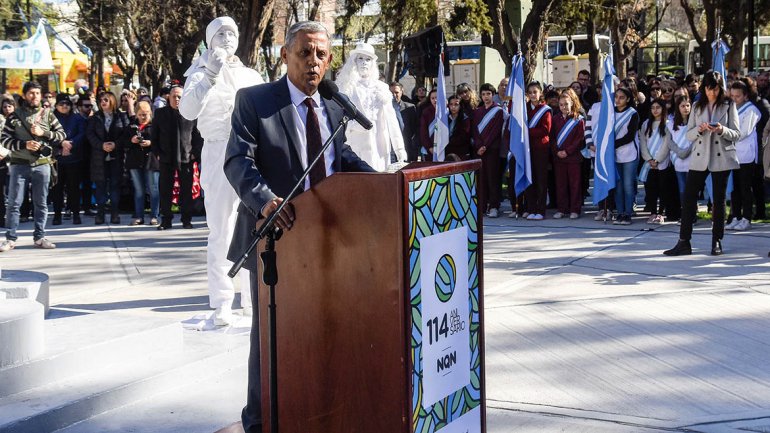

{"left": 0, "top": 240, "right": 15, "bottom": 252}
{"left": 569, "top": 212, "right": 580, "bottom": 219}
{"left": 34, "top": 238, "right": 56, "bottom": 249}
{"left": 522, "top": 212, "right": 530, "bottom": 219}
{"left": 734, "top": 218, "right": 751, "bottom": 231}
{"left": 725, "top": 218, "right": 740, "bottom": 230}
{"left": 487, "top": 208, "right": 498, "bottom": 218}
{"left": 553, "top": 212, "right": 564, "bottom": 219}
{"left": 594, "top": 210, "right": 606, "bottom": 221}
{"left": 530, "top": 214, "right": 544, "bottom": 220}
{"left": 213, "top": 305, "right": 234, "bottom": 326}
{"left": 508, "top": 211, "right": 519, "bottom": 219}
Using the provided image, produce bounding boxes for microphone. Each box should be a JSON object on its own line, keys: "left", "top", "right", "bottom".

{"left": 318, "top": 80, "right": 373, "bottom": 130}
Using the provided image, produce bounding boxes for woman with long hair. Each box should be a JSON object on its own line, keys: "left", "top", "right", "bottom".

{"left": 639, "top": 98, "right": 676, "bottom": 224}
{"left": 550, "top": 89, "right": 584, "bottom": 219}
{"left": 664, "top": 71, "right": 741, "bottom": 256}
{"left": 612, "top": 87, "right": 640, "bottom": 225}
{"left": 724, "top": 79, "right": 761, "bottom": 231}
{"left": 86, "top": 91, "right": 131, "bottom": 225}
{"left": 667, "top": 95, "right": 694, "bottom": 219}
{"left": 455, "top": 83, "right": 479, "bottom": 119}
{"left": 523, "top": 81, "right": 552, "bottom": 220}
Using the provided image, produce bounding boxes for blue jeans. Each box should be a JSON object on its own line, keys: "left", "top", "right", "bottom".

{"left": 5, "top": 164, "right": 51, "bottom": 241}
{"left": 129, "top": 169, "right": 159, "bottom": 219}
{"left": 94, "top": 160, "right": 122, "bottom": 213}
{"left": 675, "top": 171, "right": 687, "bottom": 205}
{"left": 614, "top": 160, "right": 637, "bottom": 217}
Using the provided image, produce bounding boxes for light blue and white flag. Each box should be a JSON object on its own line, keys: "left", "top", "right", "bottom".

{"left": 433, "top": 52, "right": 450, "bottom": 161}
{"left": 712, "top": 38, "right": 729, "bottom": 89}
{"left": 592, "top": 53, "right": 617, "bottom": 205}
{"left": 506, "top": 54, "right": 531, "bottom": 196}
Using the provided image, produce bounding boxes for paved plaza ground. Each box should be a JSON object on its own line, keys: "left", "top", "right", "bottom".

{"left": 1, "top": 204, "right": 770, "bottom": 432}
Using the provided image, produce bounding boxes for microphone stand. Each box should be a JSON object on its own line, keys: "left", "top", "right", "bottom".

{"left": 228, "top": 111, "right": 351, "bottom": 433}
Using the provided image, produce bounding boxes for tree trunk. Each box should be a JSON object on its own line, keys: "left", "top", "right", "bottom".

{"left": 587, "top": 19, "right": 600, "bottom": 85}
{"left": 237, "top": 0, "right": 277, "bottom": 68}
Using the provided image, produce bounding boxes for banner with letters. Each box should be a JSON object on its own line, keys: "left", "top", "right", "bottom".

{"left": 0, "top": 20, "right": 55, "bottom": 70}
{"left": 408, "top": 170, "right": 484, "bottom": 433}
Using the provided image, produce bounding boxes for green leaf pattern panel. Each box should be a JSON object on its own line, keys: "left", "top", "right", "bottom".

{"left": 408, "top": 172, "right": 481, "bottom": 432}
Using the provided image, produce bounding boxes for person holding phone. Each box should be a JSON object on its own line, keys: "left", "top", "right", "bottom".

{"left": 664, "top": 71, "right": 741, "bottom": 256}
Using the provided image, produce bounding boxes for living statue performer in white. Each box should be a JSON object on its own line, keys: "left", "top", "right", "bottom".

{"left": 180, "top": 16, "right": 264, "bottom": 326}
{"left": 335, "top": 42, "right": 407, "bottom": 171}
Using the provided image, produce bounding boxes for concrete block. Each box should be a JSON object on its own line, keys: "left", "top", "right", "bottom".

{"left": 0, "top": 300, "right": 44, "bottom": 368}
{"left": 0, "top": 271, "right": 50, "bottom": 317}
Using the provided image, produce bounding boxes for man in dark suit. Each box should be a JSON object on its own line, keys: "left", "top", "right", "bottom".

{"left": 223, "top": 21, "right": 374, "bottom": 433}
{"left": 151, "top": 85, "right": 203, "bottom": 230}
{"left": 389, "top": 81, "right": 419, "bottom": 161}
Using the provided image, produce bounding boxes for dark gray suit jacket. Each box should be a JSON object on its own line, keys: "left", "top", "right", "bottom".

{"left": 224, "top": 76, "right": 374, "bottom": 272}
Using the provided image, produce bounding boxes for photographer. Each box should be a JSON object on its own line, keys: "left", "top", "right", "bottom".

{"left": 0, "top": 81, "right": 65, "bottom": 251}
{"left": 125, "top": 101, "right": 159, "bottom": 225}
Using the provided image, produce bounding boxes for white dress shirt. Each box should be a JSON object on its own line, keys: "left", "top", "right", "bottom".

{"left": 287, "top": 78, "right": 336, "bottom": 190}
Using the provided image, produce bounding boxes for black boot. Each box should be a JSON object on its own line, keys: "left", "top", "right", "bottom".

{"left": 110, "top": 213, "right": 120, "bottom": 224}
{"left": 664, "top": 239, "right": 692, "bottom": 256}
{"left": 73, "top": 214, "right": 82, "bottom": 225}
{"left": 52, "top": 214, "right": 62, "bottom": 225}
{"left": 711, "top": 239, "right": 723, "bottom": 256}
{"left": 95, "top": 211, "right": 105, "bottom": 225}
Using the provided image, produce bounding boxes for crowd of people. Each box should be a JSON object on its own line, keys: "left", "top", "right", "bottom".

{"left": 1, "top": 64, "right": 770, "bottom": 255}
{"left": 389, "top": 68, "right": 770, "bottom": 253}
{"left": 0, "top": 80, "right": 201, "bottom": 251}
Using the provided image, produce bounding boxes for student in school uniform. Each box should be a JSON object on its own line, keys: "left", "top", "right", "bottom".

{"left": 725, "top": 80, "right": 761, "bottom": 232}
{"left": 549, "top": 89, "right": 585, "bottom": 219}
{"left": 612, "top": 87, "right": 640, "bottom": 225}
{"left": 639, "top": 98, "right": 678, "bottom": 224}
{"left": 667, "top": 95, "right": 694, "bottom": 223}
{"left": 523, "top": 82, "right": 552, "bottom": 220}
{"left": 472, "top": 83, "right": 505, "bottom": 218}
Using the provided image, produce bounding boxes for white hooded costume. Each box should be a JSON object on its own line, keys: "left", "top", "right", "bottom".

{"left": 179, "top": 17, "right": 264, "bottom": 317}
{"left": 335, "top": 43, "right": 406, "bottom": 171}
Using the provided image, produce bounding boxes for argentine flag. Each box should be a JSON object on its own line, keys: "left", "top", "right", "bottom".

{"left": 433, "top": 53, "right": 450, "bottom": 161}
{"left": 712, "top": 38, "right": 729, "bottom": 89}
{"left": 506, "top": 54, "right": 531, "bottom": 196}
{"left": 592, "top": 53, "right": 617, "bottom": 205}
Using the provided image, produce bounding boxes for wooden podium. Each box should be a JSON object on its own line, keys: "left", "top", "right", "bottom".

{"left": 256, "top": 160, "right": 485, "bottom": 433}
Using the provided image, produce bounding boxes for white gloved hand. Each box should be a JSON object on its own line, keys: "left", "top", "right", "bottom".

{"left": 204, "top": 48, "right": 227, "bottom": 84}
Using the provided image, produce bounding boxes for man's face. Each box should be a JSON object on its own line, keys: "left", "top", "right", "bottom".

{"left": 281, "top": 31, "right": 332, "bottom": 96}
{"left": 481, "top": 90, "right": 494, "bottom": 105}
{"left": 390, "top": 85, "right": 402, "bottom": 101}
{"left": 687, "top": 81, "right": 699, "bottom": 94}
{"left": 210, "top": 26, "right": 238, "bottom": 57}
{"left": 628, "top": 70, "right": 637, "bottom": 80}
{"left": 757, "top": 73, "right": 769, "bottom": 90}
{"left": 355, "top": 54, "right": 373, "bottom": 78}
{"left": 498, "top": 78, "right": 509, "bottom": 97}
{"left": 78, "top": 100, "right": 92, "bottom": 116}
{"left": 578, "top": 73, "right": 590, "bottom": 87}
{"left": 168, "top": 88, "right": 183, "bottom": 109}
{"left": 25, "top": 88, "right": 42, "bottom": 108}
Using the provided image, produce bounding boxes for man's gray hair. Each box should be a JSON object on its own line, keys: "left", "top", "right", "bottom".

{"left": 285, "top": 21, "right": 331, "bottom": 50}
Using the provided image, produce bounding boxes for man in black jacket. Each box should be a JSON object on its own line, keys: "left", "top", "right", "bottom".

{"left": 151, "top": 85, "right": 203, "bottom": 230}
{"left": 390, "top": 82, "right": 419, "bottom": 161}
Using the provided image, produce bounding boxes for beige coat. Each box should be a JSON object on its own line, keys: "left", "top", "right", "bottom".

{"left": 685, "top": 100, "right": 741, "bottom": 172}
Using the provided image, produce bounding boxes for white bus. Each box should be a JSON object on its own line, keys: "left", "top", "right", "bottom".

{"left": 685, "top": 36, "right": 770, "bottom": 75}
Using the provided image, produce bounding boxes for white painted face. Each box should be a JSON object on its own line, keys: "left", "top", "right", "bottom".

{"left": 355, "top": 55, "right": 374, "bottom": 78}
{"left": 210, "top": 26, "right": 238, "bottom": 57}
